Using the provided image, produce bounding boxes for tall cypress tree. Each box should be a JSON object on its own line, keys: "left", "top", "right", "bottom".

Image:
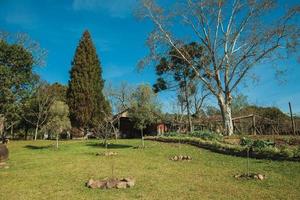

{"left": 67, "top": 30, "right": 110, "bottom": 131}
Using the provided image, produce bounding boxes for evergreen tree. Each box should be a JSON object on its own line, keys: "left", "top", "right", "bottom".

{"left": 67, "top": 30, "right": 110, "bottom": 132}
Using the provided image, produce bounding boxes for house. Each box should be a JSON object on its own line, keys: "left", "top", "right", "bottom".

{"left": 113, "top": 109, "right": 168, "bottom": 138}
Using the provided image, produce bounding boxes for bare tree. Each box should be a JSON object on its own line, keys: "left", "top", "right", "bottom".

{"left": 190, "top": 83, "right": 210, "bottom": 118}
{"left": 105, "top": 82, "right": 135, "bottom": 113}
{"left": 138, "top": 0, "right": 300, "bottom": 135}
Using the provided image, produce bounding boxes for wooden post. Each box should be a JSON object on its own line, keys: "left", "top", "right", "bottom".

{"left": 252, "top": 115, "right": 256, "bottom": 135}
{"left": 289, "top": 102, "right": 296, "bottom": 135}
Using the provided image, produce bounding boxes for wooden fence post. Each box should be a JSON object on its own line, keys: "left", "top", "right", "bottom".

{"left": 289, "top": 102, "right": 296, "bottom": 135}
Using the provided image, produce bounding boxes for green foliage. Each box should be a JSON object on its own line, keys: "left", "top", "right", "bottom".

{"left": 239, "top": 105, "right": 288, "bottom": 121}
{"left": 67, "top": 30, "right": 111, "bottom": 130}
{"left": 153, "top": 42, "right": 209, "bottom": 94}
{"left": 43, "top": 100, "right": 71, "bottom": 137}
{"left": 0, "top": 39, "right": 37, "bottom": 128}
{"left": 189, "top": 131, "right": 222, "bottom": 141}
{"left": 129, "top": 84, "right": 160, "bottom": 132}
{"left": 240, "top": 137, "right": 275, "bottom": 149}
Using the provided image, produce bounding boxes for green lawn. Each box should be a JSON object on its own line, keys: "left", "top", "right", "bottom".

{"left": 0, "top": 139, "right": 299, "bottom": 200}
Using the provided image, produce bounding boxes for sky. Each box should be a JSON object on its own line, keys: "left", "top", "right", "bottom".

{"left": 0, "top": 0, "right": 299, "bottom": 115}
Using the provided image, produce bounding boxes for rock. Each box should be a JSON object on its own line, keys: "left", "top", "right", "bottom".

{"left": 122, "top": 178, "right": 135, "bottom": 188}
{"left": 87, "top": 177, "right": 135, "bottom": 189}
{"left": 257, "top": 174, "right": 264, "bottom": 180}
{"left": 173, "top": 156, "right": 178, "bottom": 161}
{"left": 106, "top": 179, "right": 118, "bottom": 189}
{"left": 234, "top": 174, "right": 240, "bottom": 179}
{"left": 86, "top": 179, "right": 96, "bottom": 189}
{"left": 116, "top": 181, "right": 127, "bottom": 189}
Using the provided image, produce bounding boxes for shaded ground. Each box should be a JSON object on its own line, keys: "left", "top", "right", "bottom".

{"left": 0, "top": 139, "right": 299, "bottom": 200}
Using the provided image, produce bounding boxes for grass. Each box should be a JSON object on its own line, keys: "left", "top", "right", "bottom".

{"left": 0, "top": 139, "right": 300, "bottom": 200}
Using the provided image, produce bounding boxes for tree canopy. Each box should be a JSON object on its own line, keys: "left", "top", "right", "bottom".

{"left": 67, "top": 30, "right": 111, "bottom": 131}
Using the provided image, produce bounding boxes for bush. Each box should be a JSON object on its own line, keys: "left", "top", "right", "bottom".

{"left": 164, "top": 132, "right": 184, "bottom": 137}
{"left": 188, "top": 130, "right": 222, "bottom": 141}
{"left": 241, "top": 137, "right": 274, "bottom": 149}
{"left": 240, "top": 137, "right": 254, "bottom": 146}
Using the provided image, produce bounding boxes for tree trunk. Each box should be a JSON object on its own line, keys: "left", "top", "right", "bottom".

{"left": 56, "top": 133, "right": 59, "bottom": 149}
{"left": 141, "top": 129, "right": 144, "bottom": 148}
{"left": 11, "top": 124, "right": 14, "bottom": 139}
{"left": 34, "top": 124, "right": 39, "bottom": 141}
{"left": 183, "top": 80, "right": 193, "bottom": 133}
{"left": 218, "top": 96, "right": 234, "bottom": 136}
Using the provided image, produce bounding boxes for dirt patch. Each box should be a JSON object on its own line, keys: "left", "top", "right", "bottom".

{"left": 86, "top": 177, "right": 135, "bottom": 189}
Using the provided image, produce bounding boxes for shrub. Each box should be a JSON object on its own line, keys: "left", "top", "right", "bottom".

{"left": 188, "top": 130, "right": 222, "bottom": 141}
{"left": 241, "top": 137, "right": 274, "bottom": 149}
{"left": 240, "top": 137, "right": 254, "bottom": 146}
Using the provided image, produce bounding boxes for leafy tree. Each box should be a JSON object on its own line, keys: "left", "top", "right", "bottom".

{"left": 139, "top": 0, "right": 299, "bottom": 135}
{"left": 0, "top": 39, "right": 38, "bottom": 137}
{"left": 153, "top": 42, "right": 210, "bottom": 132}
{"left": 129, "top": 84, "right": 160, "bottom": 148}
{"left": 43, "top": 100, "right": 71, "bottom": 148}
{"left": 48, "top": 83, "right": 67, "bottom": 103}
{"left": 23, "top": 82, "right": 56, "bottom": 140}
{"left": 67, "top": 30, "right": 111, "bottom": 133}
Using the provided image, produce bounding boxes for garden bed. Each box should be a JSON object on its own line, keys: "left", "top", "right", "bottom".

{"left": 145, "top": 136, "right": 300, "bottom": 161}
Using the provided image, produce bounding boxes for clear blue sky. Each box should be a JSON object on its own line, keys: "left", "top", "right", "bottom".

{"left": 0, "top": 0, "right": 299, "bottom": 115}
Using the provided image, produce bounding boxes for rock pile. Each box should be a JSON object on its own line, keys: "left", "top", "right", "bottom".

{"left": 86, "top": 177, "right": 135, "bottom": 189}
{"left": 96, "top": 151, "right": 118, "bottom": 156}
{"left": 234, "top": 173, "right": 265, "bottom": 180}
{"left": 170, "top": 155, "right": 192, "bottom": 161}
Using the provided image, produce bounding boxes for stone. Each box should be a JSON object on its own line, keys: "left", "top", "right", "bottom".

{"left": 116, "top": 181, "right": 127, "bottom": 189}
{"left": 257, "top": 174, "right": 264, "bottom": 180}
{"left": 234, "top": 174, "right": 241, "bottom": 178}
{"left": 106, "top": 179, "right": 118, "bottom": 189}
{"left": 87, "top": 177, "right": 135, "bottom": 189}
{"left": 122, "top": 178, "right": 135, "bottom": 188}
{"left": 86, "top": 179, "right": 96, "bottom": 189}
{"left": 173, "top": 156, "right": 178, "bottom": 161}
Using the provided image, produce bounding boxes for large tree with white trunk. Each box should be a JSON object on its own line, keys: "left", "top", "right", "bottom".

{"left": 138, "top": 0, "right": 300, "bottom": 135}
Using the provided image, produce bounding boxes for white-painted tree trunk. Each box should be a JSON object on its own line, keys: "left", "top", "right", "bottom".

{"left": 34, "top": 124, "right": 39, "bottom": 141}
{"left": 218, "top": 95, "right": 234, "bottom": 136}
{"left": 141, "top": 129, "right": 144, "bottom": 148}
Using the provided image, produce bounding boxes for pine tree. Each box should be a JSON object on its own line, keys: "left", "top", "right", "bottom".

{"left": 67, "top": 30, "right": 111, "bottom": 132}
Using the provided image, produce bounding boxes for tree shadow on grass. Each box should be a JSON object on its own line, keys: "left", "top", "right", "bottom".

{"left": 86, "top": 143, "right": 133, "bottom": 149}
{"left": 24, "top": 145, "right": 52, "bottom": 150}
